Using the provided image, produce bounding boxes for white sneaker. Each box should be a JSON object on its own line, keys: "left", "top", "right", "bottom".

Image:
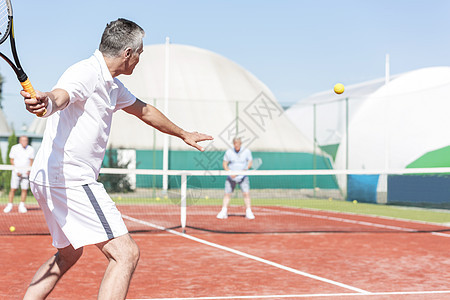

{"left": 245, "top": 209, "right": 255, "bottom": 220}
{"left": 216, "top": 209, "right": 228, "bottom": 219}
{"left": 18, "top": 203, "right": 27, "bottom": 213}
{"left": 3, "top": 203, "right": 12, "bottom": 213}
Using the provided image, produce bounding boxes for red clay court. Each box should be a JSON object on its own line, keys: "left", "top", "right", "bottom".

{"left": 1, "top": 203, "right": 450, "bottom": 300}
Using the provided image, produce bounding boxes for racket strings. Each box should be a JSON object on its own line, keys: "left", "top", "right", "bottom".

{"left": 0, "top": 0, "right": 8, "bottom": 40}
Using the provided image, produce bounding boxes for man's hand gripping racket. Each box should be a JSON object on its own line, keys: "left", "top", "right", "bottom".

{"left": 0, "top": 0, "right": 46, "bottom": 117}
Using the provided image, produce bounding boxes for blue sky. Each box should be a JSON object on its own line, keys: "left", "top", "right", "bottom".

{"left": 2, "top": 0, "right": 450, "bottom": 130}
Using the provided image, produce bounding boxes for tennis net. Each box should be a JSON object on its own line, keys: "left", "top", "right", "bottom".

{"left": 1, "top": 166, "right": 450, "bottom": 235}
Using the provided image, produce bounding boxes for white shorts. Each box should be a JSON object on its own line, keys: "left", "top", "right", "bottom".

{"left": 225, "top": 176, "right": 250, "bottom": 193}
{"left": 30, "top": 182, "right": 128, "bottom": 249}
{"left": 10, "top": 171, "right": 29, "bottom": 190}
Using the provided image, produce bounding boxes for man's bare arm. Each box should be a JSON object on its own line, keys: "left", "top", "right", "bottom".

{"left": 124, "top": 99, "right": 213, "bottom": 151}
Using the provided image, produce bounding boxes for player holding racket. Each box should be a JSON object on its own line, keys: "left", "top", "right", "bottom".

{"left": 216, "top": 137, "right": 255, "bottom": 220}
{"left": 22, "top": 19, "right": 212, "bottom": 300}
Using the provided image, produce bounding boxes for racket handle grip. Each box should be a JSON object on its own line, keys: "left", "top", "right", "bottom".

{"left": 21, "top": 79, "right": 47, "bottom": 117}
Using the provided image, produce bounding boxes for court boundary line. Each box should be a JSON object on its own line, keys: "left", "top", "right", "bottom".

{"left": 432, "top": 231, "right": 450, "bottom": 237}
{"left": 122, "top": 214, "right": 370, "bottom": 294}
{"left": 259, "top": 206, "right": 450, "bottom": 237}
{"left": 297, "top": 205, "right": 450, "bottom": 228}
{"left": 127, "top": 290, "right": 450, "bottom": 300}
{"left": 259, "top": 207, "right": 416, "bottom": 232}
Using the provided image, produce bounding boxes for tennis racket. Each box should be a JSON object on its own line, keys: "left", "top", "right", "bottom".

{"left": 0, "top": 0, "right": 46, "bottom": 117}
{"left": 251, "top": 157, "right": 263, "bottom": 170}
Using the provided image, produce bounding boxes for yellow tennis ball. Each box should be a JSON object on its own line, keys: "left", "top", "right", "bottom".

{"left": 156, "top": 197, "right": 161, "bottom": 201}
{"left": 204, "top": 196, "right": 209, "bottom": 200}
{"left": 353, "top": 200, "right": 358, "bottom": 204}
{"left": 334, "top": 83, "right": 345, "bottom": 94}
{"left": 9, "top": 226, "right": 15, "bottom": 232}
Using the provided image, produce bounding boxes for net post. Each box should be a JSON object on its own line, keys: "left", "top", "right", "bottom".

{"left": 313, "top": 103, "right": 317, "bottom": 197}
{"left": 345, "top": 97, "right": 349, "bottom": 200}
{"left": 180, "top": 173, "right": 187, "bottom": 233}
{"left": 162, "top": 37, "right": 170, "bottom": 193}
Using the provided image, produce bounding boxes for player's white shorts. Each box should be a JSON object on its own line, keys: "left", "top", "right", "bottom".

{"left": 225, "top": 176, "right": 250, "bottom": 193}
{"left": 10, "top": 170, "right": 29, "bottom": 190}
{"left": 30, "top": 181, "right": 128, "bottom": 249}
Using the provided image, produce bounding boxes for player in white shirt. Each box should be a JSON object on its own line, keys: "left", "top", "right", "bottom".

{"left": 216, "top": 137, "right": 255, "bottom": 220}
{"left": 21, "top": 18, "right": 212, "bottom": 300}
{"left": 3, "top": 135, "right": 34, "bottom": 213}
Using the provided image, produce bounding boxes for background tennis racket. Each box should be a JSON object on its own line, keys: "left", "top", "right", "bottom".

{"left": 0, "top": 0, "right": 46, "bottom": 117}
{"left": 251, "top": 157, "right": 263, "bottom": 170}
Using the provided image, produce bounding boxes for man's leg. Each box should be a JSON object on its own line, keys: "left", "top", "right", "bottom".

{"left": 8, "top": 188, "right": 16, "bottom": 204}
{"left": 243, "top": 192, "right": 255, "bottom": 219}
{"left": 217, "top": 178, "right": 235, "bottom": 219}
{"left": 3, "top": 188, "right": 16, "bottom": 213}
{"left": 223, "top": 178, "right": 234, "bottom": 209}
{"left": 18, "top": 189, "right": 28, "bottom": 213}
{"left": 243, "top": 192, "right": 251, "bottom": 209}
{"left": 241, "top": 177, "right": 254, "bottom": 219}
{"left": 222, "top": 193, "right": 231, "bottom": 208}
{"left": 20, "top": 188, "right": 27, "bottom": 203}
{"left": 217, "top": 194, "right": 232, "bottom": 219}
{"left": 23, "top": 245, "right": 84, "bottom": 300}
{"left": 8, "top": 173, "right": 19, "bottom": 206}
{"left": 96, "top": 233, "right": 140, "bottom": 300}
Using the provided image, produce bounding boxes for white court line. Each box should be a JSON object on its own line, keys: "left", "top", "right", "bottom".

{"left": 122, "top": 215, "right": 370, "bottom": 294}
{"left": 259, "top": 207, "right": 416, "bottom": 232}
{"left": 432, "top": 232, "right": 450, "bottom": 238}
{"left": 128, "top": 290, "right": 450, "bottom": 300}
{"left": 299, "top": 206, "right": 450, "bottom": 228}
{"left": 260, "top": 207, "right": 450, "bottom": 238}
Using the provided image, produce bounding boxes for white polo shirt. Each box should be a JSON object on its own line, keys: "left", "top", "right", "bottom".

{"left": 30, "top": 50, "right": 136, "bottom": 187}
{"left": 10, "top": 144, "right": 34, "bottom": 173}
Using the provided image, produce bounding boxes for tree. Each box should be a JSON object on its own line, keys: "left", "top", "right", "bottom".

{"left": 0, "top": 72, "right": 4, "bottom": 108}
{"left": 7, "top": 131, "right": 16, "bottom": 160}
{"left": 0, "top": 131, "right": 16, "bottom": 191}
{"left": 0, "top": 145, "right": 4, "bottom": 191}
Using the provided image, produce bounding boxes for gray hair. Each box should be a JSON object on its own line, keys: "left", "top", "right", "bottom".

{"left": 232, "top": 137, "right": 242, "bottom": 143}
{"left": 99, "top": 18, "right": 145, "bottom": 57}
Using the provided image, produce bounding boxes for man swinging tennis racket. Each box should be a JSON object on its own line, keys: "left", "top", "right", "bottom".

{"left": 22, "top": 18, "right": 212, "bottom": 300}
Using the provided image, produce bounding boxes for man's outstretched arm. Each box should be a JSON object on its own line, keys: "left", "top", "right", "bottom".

{"left": 123, "top": 99, "right": 213, "bottom": 151}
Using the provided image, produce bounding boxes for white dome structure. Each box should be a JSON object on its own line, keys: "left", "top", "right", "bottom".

{"left": 287, "top": 66, "right": 450, "bottom": 204}
{"left": 112, "top": 43, "right": 316, "bottom": 152}
{"left": 285, "top": 66, "right": 450, "bottom": 170}
{"left": 334, "top": 66, "right": 450, "bottom": 171}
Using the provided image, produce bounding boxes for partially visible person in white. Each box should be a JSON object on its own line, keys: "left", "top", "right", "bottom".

{"left": 216, "top": 137, "right": 255, "bottom": 220}
{"left": 3, "top": 135, "right": 34, "bottom": 213}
